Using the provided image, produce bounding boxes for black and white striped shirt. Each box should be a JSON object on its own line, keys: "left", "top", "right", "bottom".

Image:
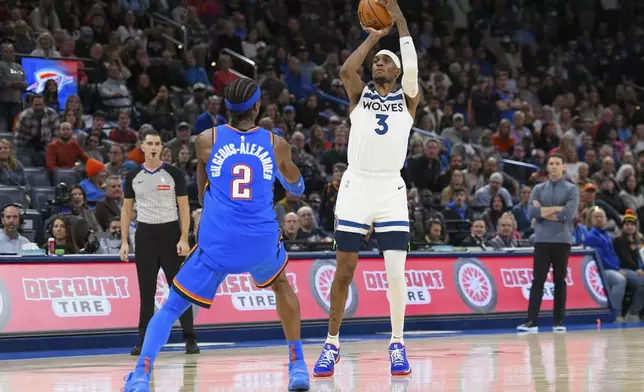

{"left": 124, "top": 164, "right": 187, "bottom": 224}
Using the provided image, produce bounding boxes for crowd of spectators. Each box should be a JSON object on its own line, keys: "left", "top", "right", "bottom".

{"left": 2, "top": 0, "right": 644, "bottom": 257}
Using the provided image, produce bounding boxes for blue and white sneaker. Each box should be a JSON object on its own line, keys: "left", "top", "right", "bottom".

{"left": 122, "top": 372, "right": 150, "bottom": 392}
{"left": 389, "top": 343, "right": 411, "bottom": 376}
{"left": 288, "top": 359, "right": 310, "bottom": 391}
{"left": 312, "top": 343, "right": 340, "bottom": 377}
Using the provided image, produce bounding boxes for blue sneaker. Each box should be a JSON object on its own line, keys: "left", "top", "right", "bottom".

{"left": 122, "top": 372, "right": 150, "bottom": 392}
{"left": 312, "top": 343, "right": 340, "bottom": 377}
{"left": 389, "top": 343, "right": 411, "bottom": 376}
{"left": 288, "top": 359, "right": 310, "bottom": 391}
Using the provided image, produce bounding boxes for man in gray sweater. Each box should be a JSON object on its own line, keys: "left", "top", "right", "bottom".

{"left": 0, "top": 43, "right": 27, "bottom": 133}
{"left": 518, "top": 153, "right": 580, "bottom": 333}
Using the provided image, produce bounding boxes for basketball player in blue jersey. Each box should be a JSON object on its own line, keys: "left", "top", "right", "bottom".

{"left": 123, "top": 78, "right": 310, "bottom": 392}
{"left": 312, "top": 0, "right": 420, "bottom": 378}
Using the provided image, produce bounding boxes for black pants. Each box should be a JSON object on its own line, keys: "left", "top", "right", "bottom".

{"left": 135, "top": 221, "right": 196, "bottom": 344}
{"left": 527, "top": 243, "right": 571, "bottom": 323}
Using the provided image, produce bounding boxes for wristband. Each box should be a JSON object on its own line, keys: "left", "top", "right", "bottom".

{"left": 276, "top": 172, "right": 305, "bottom": 196}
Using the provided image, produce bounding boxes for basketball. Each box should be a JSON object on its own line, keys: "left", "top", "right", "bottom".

{"left": 358, "top": 0, "right": 392, "bottom": 31}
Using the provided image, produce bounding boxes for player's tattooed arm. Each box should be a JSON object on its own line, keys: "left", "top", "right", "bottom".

{"left": 274, "top": 135, "right": 301, "bottom": 183}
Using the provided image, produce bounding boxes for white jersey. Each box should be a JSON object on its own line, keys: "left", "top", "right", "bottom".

{"left": 347, "top": 85, "right": 414, "bottom": 174}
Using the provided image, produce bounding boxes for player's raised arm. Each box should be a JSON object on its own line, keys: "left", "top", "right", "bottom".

{"left": 273, "top": 135, "right": 305, "bottom": 196}
{"left": 340, "top": 23, "right": 392, "bottom": 108}
{"left": 195, "top": 128, "right": 214, "bottom": 207}
{"left": 378, "top": 0, "right": 420, "bottom": 113}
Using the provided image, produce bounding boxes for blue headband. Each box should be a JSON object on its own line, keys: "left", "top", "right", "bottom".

{"left": 225, "top": 87, "right": 261, "bottom": 112}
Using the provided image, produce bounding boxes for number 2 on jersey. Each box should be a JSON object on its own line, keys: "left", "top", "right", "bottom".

{"left": 231, "top": 164, "right": 252, "bottom": 200}
{"left": 374, "top": 114, "right": 389, "bottom": 135}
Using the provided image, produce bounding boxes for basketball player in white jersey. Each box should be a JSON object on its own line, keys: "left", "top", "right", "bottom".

{"left": 312, "top": 0, "right": 420, "bottom": 377}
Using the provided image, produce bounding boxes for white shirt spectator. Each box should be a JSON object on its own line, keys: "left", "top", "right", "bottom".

{"left": 0, "top": 232, "right": 31, "bottom": 254}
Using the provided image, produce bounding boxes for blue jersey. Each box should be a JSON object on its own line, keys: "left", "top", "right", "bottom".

{"left": 198, "top": 125, "right": 279, "bottom": 271}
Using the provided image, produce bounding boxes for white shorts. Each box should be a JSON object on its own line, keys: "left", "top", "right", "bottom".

{"left": 334, "top": 169, "right": 409, "bottom": 236}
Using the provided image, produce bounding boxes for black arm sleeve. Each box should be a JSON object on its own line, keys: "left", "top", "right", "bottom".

{"left": 123, "top": 168, "right": 141, "bottom": 200}
{"left": 164, "top": 164, "right": 188, "bottom": 197}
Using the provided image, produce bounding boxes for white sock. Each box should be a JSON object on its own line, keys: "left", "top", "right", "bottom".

{"left": 384, "top": 250, "right": 407, "bottom": 346}
{"left": 325, "top": 332, "right": 340, "bottom": 347}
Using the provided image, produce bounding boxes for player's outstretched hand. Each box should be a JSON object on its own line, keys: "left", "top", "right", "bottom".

{"left": 177, "top": 238, "right": 190, "bottom": 256}
{"left": 361, "top": 22, "right": 393, "bottom": 38}
{"left": 119, "top": 243, "right": 129, "bottom": 262}
{"left": 375, "top": 0, "right": 403, "bottom": 21}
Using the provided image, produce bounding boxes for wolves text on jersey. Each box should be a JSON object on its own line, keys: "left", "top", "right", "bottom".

{"left": 361, "top": 100, "right": 405, "bottom": 112}
{"left": 209, "top": 138, "right": 274, "bottom": 180}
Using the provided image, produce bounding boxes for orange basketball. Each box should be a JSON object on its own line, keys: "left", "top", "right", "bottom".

{"left": 358, "top": 0, "right": 392, "bottom": 31}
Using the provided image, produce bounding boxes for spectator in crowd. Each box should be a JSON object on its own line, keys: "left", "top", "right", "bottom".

{"left": 182, "top": 83, "right": 209, "bottom": 125}
{"left": 474, "top": 172, "right": 513, "bottom": 208}
{"left": 282, "top": 212, "right": 299, "bottom": 242}
{"left": 442, "top": 186, "right": 474, "bottom": 245}
{"left": 99, "top": 63, "right": 132, "bottom": 111}
{"left": 0, "top": 204, "right": 32, "bottom": 253}
{"left": 45, "top": 122, "right": 88, "bottom": 170}
{"left": 48, "top": 214, "right": 78, "bottom": 255}
{"left": 69, "top": 185, "right": 102, "bottom": 233}
{"left": 461, "top": 219, "right": 488, "bottom": 249}
{"left": 0, "top": 138, "right": 27, "bottom": 187}
{"left": 79, "top": 158, "right": 107, "bottom": 202}
{"left": 194, "top": 96, "right": 226, "bottom": 135}
{"left": 105, "top": 144, "right": 126, "bottom": 176}
{"left": 95, "top": 175, "right": 123, "bottom": 230}
{"left": 109, "top": 111, "right": 138, "bottom": 148}
{"left": 165, "top": 122, "right": 195, "bottom": 161}
{"left": 584, "top": 207, "right": 626, "bottom": 321}
{"left": 512, "top": 186, "right": 532, "bottom": 233}
{"left": 612, "top": 211, "right": 644, "bottom": 322}
{"left": 0, "top": 43, "right": 27, "bottom": 133}
{"left": 14, "top": 94, "right": 58, "bottom": 167}
{"left": 296, "top": 206, "right": 332, "bottom": 243}
{"left": 487, "top": 215, "right": 518, "bottom": 249}
{"left": 319, "top": 162, "right": 346, "bottom": 232}
{"left": 406, "top": 138, "right": 443, "bottom": 192}
{"left": 619, "top": 174, "right": 644, "bottom": 212}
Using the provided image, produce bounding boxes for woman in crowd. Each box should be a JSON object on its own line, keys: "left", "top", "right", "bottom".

{"left": 620, "top": 174, "right": 644, "bottom": 212}
{"left": 481, "top": 195, "right": 508, "bottom": 235}
{"left": 49, "top": 214, "right": 79, "bottom": 254}
{"left": 0, "top": 139, "right": 28, "bottom": 187}
{"left": 69, "top": 185, "right": 102, "bottom": 233}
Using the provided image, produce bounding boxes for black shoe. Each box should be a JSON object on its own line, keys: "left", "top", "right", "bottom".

{"left": 185, "top": 339, "right": 200, "bottom": 354}
{"left": 553, "top": 322, "right": 566, "bottom": 333}
{"left": 130, "top": 345, "right": 142, "bottom": 356}
{"left": 517, "top": 321, "right": 538, "bottom": 333}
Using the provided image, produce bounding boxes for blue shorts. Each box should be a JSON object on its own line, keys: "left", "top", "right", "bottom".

{"left": 172, "top": 242, "right": 289, "bottom": 308}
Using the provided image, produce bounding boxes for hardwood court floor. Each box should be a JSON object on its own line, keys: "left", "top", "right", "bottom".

{"left": 0, "top": 327, "right": 642, "bottom": 391}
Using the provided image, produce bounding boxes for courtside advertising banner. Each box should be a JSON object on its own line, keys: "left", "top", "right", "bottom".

{"left": 0, "top": 254, "right": 607, "bottom": 335}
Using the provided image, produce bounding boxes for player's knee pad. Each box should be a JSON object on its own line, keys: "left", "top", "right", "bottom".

{"left": 376, "top": 231, "right": 410, "bottom": 251}
{"left": 167, "top": 288, "right": 193, "bottom": 315}
{"left": 384, "top": 250, "right": 407, "bottom": 283}
{"left": 335, "top": 230, "right": 364, "bottom": 253}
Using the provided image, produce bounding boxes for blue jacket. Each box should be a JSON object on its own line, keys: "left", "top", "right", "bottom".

{"left": 584, "top": 227, "right": 621, "bottom": 270}
{"left": 528, "top": 178, "right": 579, "bottom": 244}
{"left": 194, "top": 112, "right": 227, "bottom": 135}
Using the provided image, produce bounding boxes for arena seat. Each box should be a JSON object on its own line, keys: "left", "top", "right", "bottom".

{"left": 30, "top": 187, "right": 56, "bottom": 211}
{"left": 0, "top": 186, "right": 29, "bottom": 208}
{"left": 52, "top": 168, "right": 81, "bottom": 187}
{"left": 24, "top": 167, "right": 51, "bottom": 187}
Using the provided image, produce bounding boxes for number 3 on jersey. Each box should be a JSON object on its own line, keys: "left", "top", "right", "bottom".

{"left": 374, "top": 114, "right": 389, "bottom": 135}
{"left": 231, "top": 164, "right": 252, "bottom": 200}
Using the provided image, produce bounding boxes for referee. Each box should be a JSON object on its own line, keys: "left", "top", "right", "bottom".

{"left": 120, "top": 129, "right": 199, "bottom": 355}
{"left": 518, "top": 153, "right": 579, "bottom": 333}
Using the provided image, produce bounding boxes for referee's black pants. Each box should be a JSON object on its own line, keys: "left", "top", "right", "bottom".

{"left": 526, "top": 243, "right": 571, "bottom": 323}
{"left": 135, "top": 221, "right": 196, "bottom": 344}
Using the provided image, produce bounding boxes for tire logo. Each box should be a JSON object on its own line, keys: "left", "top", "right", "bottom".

{"left": 581, "top": 256, "right": 608, "bottom": 305}
{"left": 453, "top": 258, "right": 498, "bottom": 313}
{"left": 155, "top": 270, "right": 199, "bottom": 321}
{"left": 0, "top": 280, "right": 10, "bottom": 331}
{"left": 309, "top": 259, "right": 359, "bottom": 318}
